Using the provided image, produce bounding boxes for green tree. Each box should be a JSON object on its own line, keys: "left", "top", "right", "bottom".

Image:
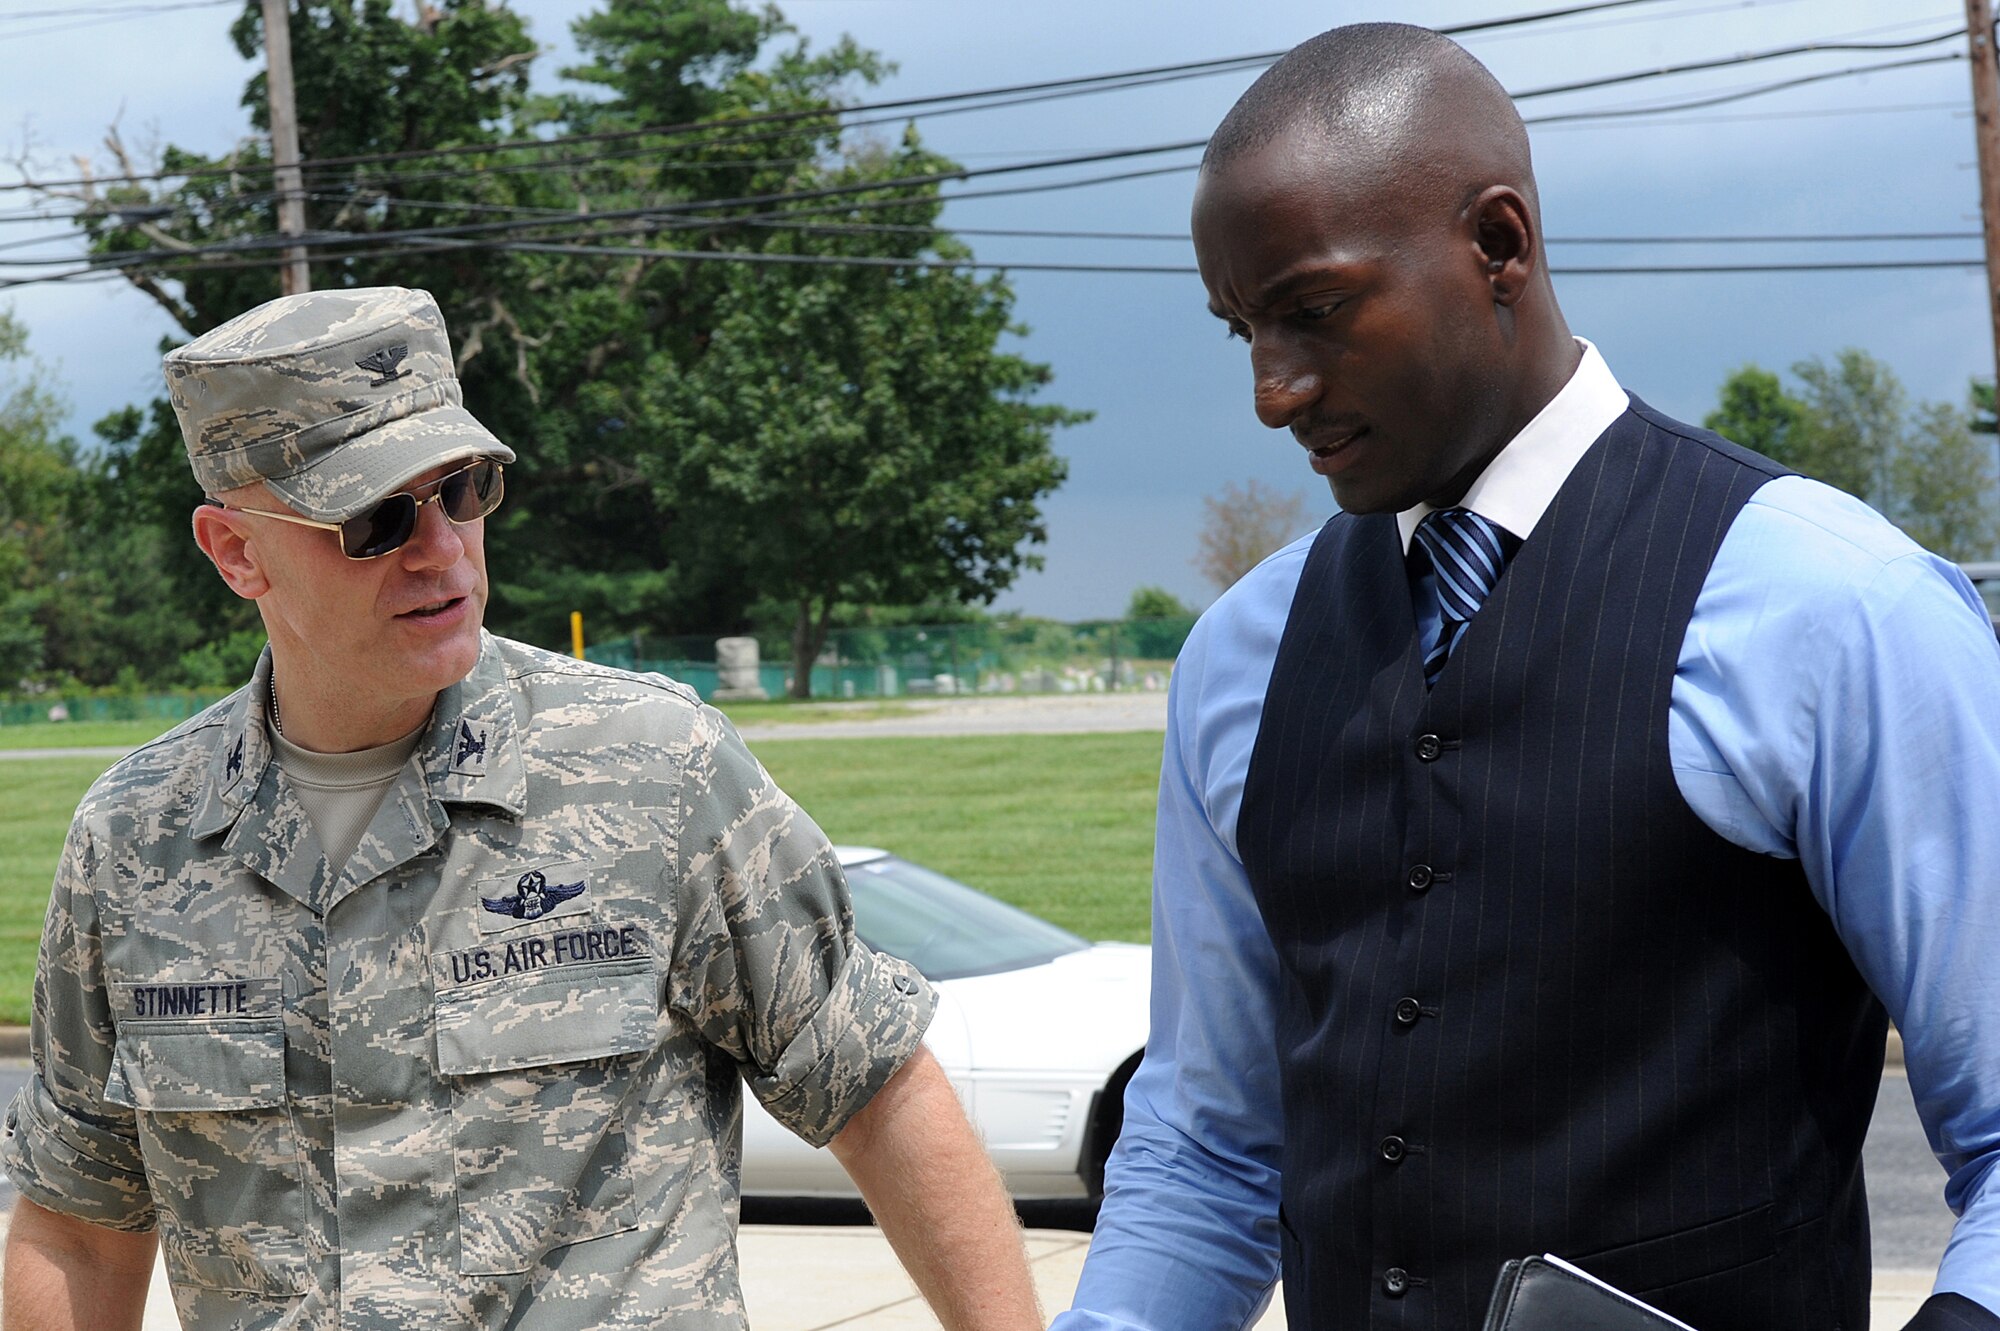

{"left": 1126, "top": 586, "right": 1192, "bottom": 620}
{"left": 44, "top": 0, "right": 1079, "bottom": 691}
{"left": 1707, "top": 353, "right": 1997, "bottom": 563}
{"left": 1890, "top": 401, "right": 1997, "bottom": 560}
{"left": 659, "top": 158, "right": 1082, "bottom": 694}
{"left": 1704, "top": 365, "right": 1807, "bottom": 463}
{"left": 0, "top": 311, "right": 73, "bottom": 686}
{"left": 1124, "top": 586, "right": 1195, "bottom": 662}
{"left": 73, "top": 400, "right": 262, "bottom": 683}
{"left": 1790, "top": 349, "right": 1906, "bottom": 503}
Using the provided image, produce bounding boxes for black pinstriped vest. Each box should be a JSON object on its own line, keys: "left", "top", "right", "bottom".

{"left": 1237, "top": 401, "right": 1888, "bottom": 1331}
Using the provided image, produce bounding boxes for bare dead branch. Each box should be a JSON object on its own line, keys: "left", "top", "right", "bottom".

{"left": 130, "top": 273, "right": 198, "bottom": 331}
{"left": 473, "top": 48, "right": 540, "bottom": 81}
{"left": 456, "top": 294, "right": 549, "bottom": 406}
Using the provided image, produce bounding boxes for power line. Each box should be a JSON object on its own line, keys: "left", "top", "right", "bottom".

{"left": 13, "top": 53, "right": 1980, "bottom": 277}
{"left": 1467, "top": 0, "right": 1820, "bottom": 44}
{"left": 1524, "top": 51, "right": 1965, "bottom": 124}
{"left": 6, "top": 236, "right": 1986, "bottom": 291}
{"left": 261, "top": 200, "right": 1980, "bottom": 248}
{"left": 0, "top": 0, "right": 1750, "bottom": 194}
{"left": 0, "top": 0, "right": 233, "bottom": 42}
{"left": 0, "top": 150, "right": 1217, "bottom": 273}
{"left": 0, "top": 0, "right": 231, "bottom": 17}
{"left": 311, "top": 48, "right": 1999, "bottom": 232}
{"left": 8, "top": 190, "right": 1986, "bottom": 283}
{"left": 15, "top": 207, "right": 1971, "bottom": 257}
{"left": 2, "top": 5, "right": 1978, "bottom": 286}
{"left": 7, "top": 41, "right": 1964, "bottom": 270}
{"left": 0, "top": 60, "right": 1253, "bottom": 192}
{"left": 1506, "top": 24, "right": 1965, "bottom": 101}
{"left": 195, "top": 67, "right": 1981, "bottom": 237}
{"left": 1530, "top": 97, "right": 1966, "bottom": 129}
{"left": 124, "top": 38, "right": 1978, "bottom": 217}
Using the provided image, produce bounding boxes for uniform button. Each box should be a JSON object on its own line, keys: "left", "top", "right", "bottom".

{"left": 1394, "top": 997, "right": 1423, "bottom": 1026}
{"left": 1380, "top": 1135, "right": 1407, "bottom": 1163}
{"left": 1415, "top": 733, "right": 1443, "bottom": 761}
{"left": 893, "top": 975, "right": 920, "bottom": 995}
{"left": 1407, "top": 863, "right": 1434, "bottom": 891}
{"left": 1383, "top": 1267, "right": 1409, "bottom": 1297}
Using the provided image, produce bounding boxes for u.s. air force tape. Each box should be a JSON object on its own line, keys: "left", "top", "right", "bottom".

{"left": 435, "top": 922, "right": 651, "bottom": 990}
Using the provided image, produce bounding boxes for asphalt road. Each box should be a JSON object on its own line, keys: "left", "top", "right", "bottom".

{"left": 0, "top": 1062, "right": 1956, "bottom": 1271}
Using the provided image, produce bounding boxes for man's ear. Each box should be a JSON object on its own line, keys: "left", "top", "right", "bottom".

{"left": 1470, "top": 185, "right": 1538, "bottom": 308}
{"left": 191, "top": 503, "right": 271, "bottom": 600}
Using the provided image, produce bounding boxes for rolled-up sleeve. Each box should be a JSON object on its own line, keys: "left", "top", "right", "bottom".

{"left": 1, "top": 815, "right": 155, "bottom": 1230}
{"left": 665, "top": 705, "right": 934, "bottom": 1147}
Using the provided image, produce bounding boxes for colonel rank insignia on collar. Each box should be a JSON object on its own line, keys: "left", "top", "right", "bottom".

{"left": 225, "top": 733, "right": 245, "bottom": 784}
{"left": 482, "top": 869, "right": 587, "bottom": 921}
{"left": 355, "top": 344, "right": 410, "bottom": 387}
{"left": 455, "top": 719, "right": 487, "bottom": 768}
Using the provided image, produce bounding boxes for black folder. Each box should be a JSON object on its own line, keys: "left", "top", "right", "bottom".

{"left": 1482, "top": 1254, "right": 1699, "bottom": 1331}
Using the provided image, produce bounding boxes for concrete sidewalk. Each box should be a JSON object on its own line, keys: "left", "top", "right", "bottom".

{"left": 0, "top": 1207, "right": 1941, "bottom": 1329}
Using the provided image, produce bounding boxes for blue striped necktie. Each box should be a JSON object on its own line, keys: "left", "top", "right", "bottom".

{"left": 1412, "top": 507, "right": 1518, "bottom": 687}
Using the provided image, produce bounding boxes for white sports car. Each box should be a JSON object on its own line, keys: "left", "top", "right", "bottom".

{"left": 740, "top": 847, "right": 1151, "bottom": 1200}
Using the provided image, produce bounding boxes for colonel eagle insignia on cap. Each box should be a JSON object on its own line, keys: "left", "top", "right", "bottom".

{"left": 355, "top": 344, "right": 410, "bottom": 387}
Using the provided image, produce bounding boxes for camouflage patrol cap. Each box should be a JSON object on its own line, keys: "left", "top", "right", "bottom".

{"left": 163, "top": 286, "right": 515, "bottom": 522}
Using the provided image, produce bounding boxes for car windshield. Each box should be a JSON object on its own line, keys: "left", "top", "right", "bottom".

{"left": 845, "top": 856, "right": 1090, "bottom": 981}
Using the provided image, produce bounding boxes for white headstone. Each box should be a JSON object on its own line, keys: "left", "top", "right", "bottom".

{"left": 711, "top": 636, "right": 769, "bottom": 701}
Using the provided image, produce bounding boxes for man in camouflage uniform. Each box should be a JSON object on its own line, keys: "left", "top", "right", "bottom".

{"left": 1, "top": 287, "right": 1042, "bottom": 1331}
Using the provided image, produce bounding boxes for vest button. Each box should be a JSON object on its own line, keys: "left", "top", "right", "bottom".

{"left": 1379, "top": 1135, "right": 1407, "bottom": 1163}
{"left": 1394, "top": 997, "right": 1423, "bottom": 1026}
{"left": 1415, "top": 733, "right": 1443, "bottom": 761}
{"left": 1407, "top": 864, "right": 1434, "bottom": 891}
{"left": 1383, "top": 1267, "right": 1409, "bottom": 1297}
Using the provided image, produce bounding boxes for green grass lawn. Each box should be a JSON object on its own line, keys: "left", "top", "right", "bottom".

{"left": 755, "top": 732, "right": 1160, "bottom": 945}
{"left": 0, "top": 720, "right": 172, "bottom": 751}
{"left": 0, "top": 759, "right": 112, "bottom": 1025}
{"left": 0, "top": 696, "right": 922, "bottom": 754}
{"left": 0, "top": 731, "right": 1159, "bottom": 1026}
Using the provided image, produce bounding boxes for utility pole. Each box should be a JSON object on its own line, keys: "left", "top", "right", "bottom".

{"left": 1967, "top": 0, "right": 2000, "bottom": 402}
{"left": 261, "top": 0, "right": 310, "bottom": 295}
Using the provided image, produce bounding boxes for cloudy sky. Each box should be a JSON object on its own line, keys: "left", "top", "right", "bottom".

{"left": 1, "top": 0, "right": 1989, "bottom": 619}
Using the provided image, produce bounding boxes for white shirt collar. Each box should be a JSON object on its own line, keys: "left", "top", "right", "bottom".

{"left": 1395, "top": 338, "right": 1627, "bottom": 553}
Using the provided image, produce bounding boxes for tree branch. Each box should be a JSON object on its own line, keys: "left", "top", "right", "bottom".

{"left": 455, "top": 294, "right": 549, "bottom": 405}
{"left": 474, "top": 49, "right": 540, "bottom": 82}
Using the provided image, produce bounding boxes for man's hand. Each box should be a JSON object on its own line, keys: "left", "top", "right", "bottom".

{"left": 3, "top": 1197, "right": 156, "bottom": 1331}
{"left": 829, "top": 1047, "right": 1043, "bottom": 1331}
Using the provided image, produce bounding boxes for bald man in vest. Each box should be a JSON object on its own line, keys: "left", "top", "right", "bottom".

{"left": 1057, "top": 23, "right": 2000, "bottom": 1331}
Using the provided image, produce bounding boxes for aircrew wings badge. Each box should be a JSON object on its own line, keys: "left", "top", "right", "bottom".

{"left": 481, "top": 868, "right": 587, "bottom": 922}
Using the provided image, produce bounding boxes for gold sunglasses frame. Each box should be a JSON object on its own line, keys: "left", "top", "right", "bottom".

{"left": 211, "top": 458, "right": 505, "bottom": 561}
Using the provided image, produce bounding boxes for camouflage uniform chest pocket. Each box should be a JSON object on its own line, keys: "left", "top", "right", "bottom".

{"left": 104, "top": 982, "right": 308, "bottom": 1297}
{"left": 432, "top": 925, "right": 660, "bottom": 1276}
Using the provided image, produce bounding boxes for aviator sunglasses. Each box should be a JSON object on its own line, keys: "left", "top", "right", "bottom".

{"left": 210, "top": 457, "right": 505, "bottom": 560}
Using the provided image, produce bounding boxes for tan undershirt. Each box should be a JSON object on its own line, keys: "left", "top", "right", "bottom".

{"left": 270, "top": 724, "right": 426, "bottom": 875}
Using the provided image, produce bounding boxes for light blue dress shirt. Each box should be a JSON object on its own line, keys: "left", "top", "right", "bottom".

{"left": 1057, "top": 356, "right": 2000, "bottom": 1329}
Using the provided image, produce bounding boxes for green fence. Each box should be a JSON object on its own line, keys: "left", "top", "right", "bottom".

{"left": 0, "top": 617, "right": 1200, "bottom": 720}
{"left": 0, "top": 691, "right": 232, "bottom": 728}
{"left": 586, "top": 616, "right": 1199, "bottom": 700}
